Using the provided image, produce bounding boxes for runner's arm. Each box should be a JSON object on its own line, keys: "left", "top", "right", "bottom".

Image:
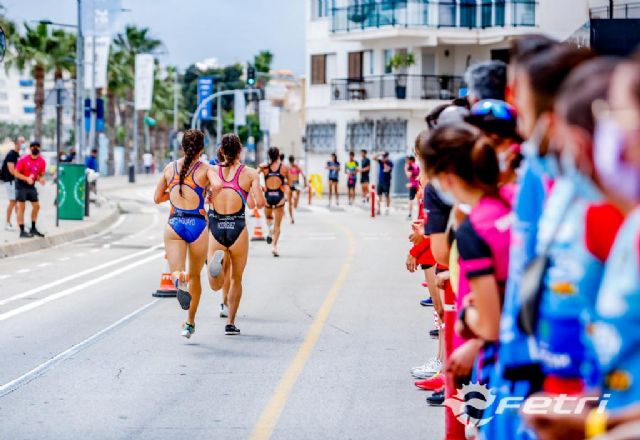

{"left": 153, "top": 166, "right": 170, "bottom": 204}
{"left": 13, "top": 162, "right": 33, "bottom": 185}
{"left": 250, "top": 169, "right": 266, "bottom": 209}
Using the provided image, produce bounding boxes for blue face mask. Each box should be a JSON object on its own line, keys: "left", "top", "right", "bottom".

{"left": 432, "top": 178, "right": 456, "bottom": 206}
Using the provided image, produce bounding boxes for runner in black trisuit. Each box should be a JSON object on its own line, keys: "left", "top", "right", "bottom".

{"left": 260, "top": 147, "right": 289, "bottom": 257}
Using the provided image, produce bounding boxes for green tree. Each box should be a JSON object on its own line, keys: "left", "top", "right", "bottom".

{"left": 254, "top": 50, "right": 273, "bottom": 73}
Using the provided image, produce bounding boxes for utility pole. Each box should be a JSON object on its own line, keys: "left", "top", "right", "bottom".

{"left": 76, "top": 0, "right": 84, "bottom": 164}
{"left": 609, "top": 0, "right": 614, "bottom": 18}
{"left": 87, "top": 33, "right": 97, "bottom": 159}
{"left": 173, "top": 70, "right": 179, "bottom": 160}
{"left": 55, "top": 80, "right": 64, "bottom": 227}
{"left": 216, "top": 83, "right": 222, "bottom": 148}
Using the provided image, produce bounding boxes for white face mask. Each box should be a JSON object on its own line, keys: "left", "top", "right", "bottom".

{"left": 431, "top": 178, "right": 456, "bottom": 206}
{"left": 497, "top": 150, "right": 510, "bottom": 172}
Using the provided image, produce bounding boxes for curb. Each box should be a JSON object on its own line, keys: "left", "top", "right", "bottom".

{"left": 0, "top": 204, "right": 121, "bottom": 259}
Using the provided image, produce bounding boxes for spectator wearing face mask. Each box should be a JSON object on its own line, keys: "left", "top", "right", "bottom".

{"left": 14, "top": 141, "right": 47, "bottom": 238}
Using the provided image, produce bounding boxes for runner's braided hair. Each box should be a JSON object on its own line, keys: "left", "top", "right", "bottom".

{"left": 179, "top": 129, "right": 204, "bottom": 196}
{"left": 219, "top": 133, "right": 243, "bottom": 167}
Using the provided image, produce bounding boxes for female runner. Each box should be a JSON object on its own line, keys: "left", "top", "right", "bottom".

{"left": 287, "top": 155, "right": 306, "bottom": 224}
{"left": 207, "top": 134, "right": 265, "bottom": 335}
{"left": 154, "top": 129, "right": 213, "bottom": 338}
{"left": 260, "top": 147, "right": 289, "bottom": 257}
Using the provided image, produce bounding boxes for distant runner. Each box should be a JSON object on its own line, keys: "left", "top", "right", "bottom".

{"left": 345, "top": 151, "right": 359, "bottom": 206}
{"left": 287, "top": 155, "right": 306, "bottom": 224}
{"left": 359, "top": 149, "right": 371, "bottom": 204}
{"left": 374, "top": 151, "right": 393, "bottom": 215}
{"left": 260, "top": 147, "right": 289, "bottom": 257}
{"left": 326, "top": 153, "right": 340, "bottom": 207}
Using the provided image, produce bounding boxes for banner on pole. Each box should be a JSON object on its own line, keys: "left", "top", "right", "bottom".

{"left": 234, "top": 90, "right": 246, "bottom": 127}
{"left": 84, "top": 36, "right": 110, "bottom": 89}
{"left": 258, "top": 100, "right": 271, "bottom": 131}
{"left": 135, "top": 54, "right": 155, "bottom": 111}
{"left": 197, "top": 77, "right": 214, "bottom": 121}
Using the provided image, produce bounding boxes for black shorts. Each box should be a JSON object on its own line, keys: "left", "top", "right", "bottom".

{"left": 265, "top": 189, "right": 285, "bottom": 208}
{"left": 361, "top": 174, "right": 370, "bottom": 184}
{"left": 347, "top": 176, "right": 357, "bottom": 189}
{"left": 377, "top": 182, "right": 390, "bottom": 196}
{"left": 16, "top": 185, "right": 38, "bottom": 202}
{"left": 409, "top": 186, "right": 418, "bottom": 200}
{"left": 329, "top": 178, "right": 339, "bottom": 183}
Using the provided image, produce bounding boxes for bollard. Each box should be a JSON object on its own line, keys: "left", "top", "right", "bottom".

{"left": 128, "top": 163, "right": 136, "bottom": 183}
{"left": 84, "top": 177, "right": 90, "bottom": 217}
{"left": 307, "top": 184, "right": 313, "bottom": 205}
{"left": 370, "top": 184, "right": 376, "bottom": 218}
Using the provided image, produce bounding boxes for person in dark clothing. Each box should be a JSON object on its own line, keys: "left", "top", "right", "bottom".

{"left": 1, "top": 136, "right": 24, "bottom": 230}
{"left": 374, "top": 151, "right": 393, "bottom": 215}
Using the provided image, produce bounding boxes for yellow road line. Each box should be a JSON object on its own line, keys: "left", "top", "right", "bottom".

{"left": 248, "top": 225, "right": 355, "bottom": 440}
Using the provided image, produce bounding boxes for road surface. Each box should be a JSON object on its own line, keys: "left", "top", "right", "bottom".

{"left": 0, "top": 184, "right": 443, "bottom": 440}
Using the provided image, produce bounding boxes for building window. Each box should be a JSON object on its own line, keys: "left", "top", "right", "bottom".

{"left": 348, "top": 51, "right": 364, "bottom": 80}
{"left": 438, "top": 1, "right": 456, "bottom": 27}
{"left": 19, "top": 79, "right": 34, "bottom": 87}
{"left": 495, "top": 0, "right": 506, "bottom": 26}
{"left": 513, "top": 0, "right": 535, "bottom": 26}
{"left": 460, "top": 0, "right": 477, "bottom": 28}
{"left": 346, "top": 120, "right": 375, "bottom": 151}
{"left": 375, "top": 119, "right": 407, "bottom": 152}
{"left": 22, "top": 93, "right": 30, "bottom": 100}
{"left": 23, "top": 106, "right": 36, "bottom": 114}
{"left": 306, "top": 123, "right": 336, "bottom": 153}
{"left": 383, "top": 49, "right": 393, "bottom": 74}
{"left": 311, "top": 54, "right": 327, "bottom": 85}
{"left": 312, "top": 0, "right": 331, "bottom": 19}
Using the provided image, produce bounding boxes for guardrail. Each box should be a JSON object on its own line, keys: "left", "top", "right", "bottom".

{"left": 589, "top": 2, "right": 640, "bottom": 19}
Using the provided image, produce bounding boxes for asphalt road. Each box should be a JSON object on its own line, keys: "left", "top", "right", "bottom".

{"left": 0, "top": 185, "right": 443, "bottom": 440}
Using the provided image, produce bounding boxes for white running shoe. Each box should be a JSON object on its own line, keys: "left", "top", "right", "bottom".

{"left": 412, "top": 359, "right": 442, "bottom": 379}
{"left": 384, "top": 207, "right": 390, "bottom": 215}
{"left": 411, "top": 358, "right": 438, "bottom": 373}
{"left": 208, "top": 250, "right": 224, "bottom": 278}
{"left": 181, "top": 322, "right": 195, "bottom": 339}
{"left": 4, "top": 223, "right": 15, "bottom": 231}
{"left": 219, "top": 303, "right": 229, "bottom": 318}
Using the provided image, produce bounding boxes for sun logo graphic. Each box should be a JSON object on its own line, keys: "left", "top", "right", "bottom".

{"left": 444, "top": 382, "right": 497, "bottom": 427}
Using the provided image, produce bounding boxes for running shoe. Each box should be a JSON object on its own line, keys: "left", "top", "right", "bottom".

{"left": 219, "top": 303, "right": 229, "bottom": 318}
{"left": 426, "top": 389, "right": 445, "bottom": 406}
{"left": 420, "top": 298, "right": 433, "bottom": 307}
{"left": 415, "top": 373, "right": 445, "bottom": 391}
{"left": 384, "top": 207, "right": 390, "bottom": 215}
{"left": 30, "top": 227, "right": 45, "bottom": 238}
{"left": 266, "top": 235, "right": 273, "bottom": 244}
{"left": 4, "top": 223, "right": 15, "bottom": 231}
{"left": 429, "top": 329, "right": 439, "bottom": 339}
{"left": 411, "top": 358, "right": 439, "bottom": 374}
{"left": 181, "top": 322, "right": 195, "bottom": 339}
{"left": 225, "top": 324, "right": 240, "bottom": 335}
{"left": 412, "top": 359, "right": 442, "bottom": 379}
{"left": 19, "top": 230, "right": 33, "bottom": 238}
{"left": 174, "top": 272, "right": 191, "bottom": 310}
{"left": 208, "top": 250, "right": 224, "bottom": 278}
{"left": 272, "top": 250, "right": 279, "bottom": 257}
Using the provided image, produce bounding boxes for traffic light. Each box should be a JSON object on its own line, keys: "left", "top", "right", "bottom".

{"left": 247, "top": 64, "right": 256, "bottom": 87}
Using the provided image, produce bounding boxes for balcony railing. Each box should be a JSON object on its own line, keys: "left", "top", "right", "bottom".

{"left": 589, "top": 2, "right": 640, "bottom": 19}
{"left": 331, "top": 0, "right": 536, "bottom": 33}
{"left": 331, "top": 74, "right": 465, "bottom": 101}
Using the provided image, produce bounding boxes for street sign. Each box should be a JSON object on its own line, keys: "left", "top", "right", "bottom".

{"left": 259, "top": 100, "right": 272, "bottom": 130}
{"left": 135, "top": 54, "right": 155, "bottom": 111}
{"left": 197, "top": 77, "right": 214, "bottom": 121}
{"left": 44, "top": 86, "right": 71, "bottom": 108}
{"left": 234, "top": 90, "right": 246, "bottom": 127}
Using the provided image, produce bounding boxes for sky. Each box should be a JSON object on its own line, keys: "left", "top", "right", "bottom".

{"left": 2, "top": 0, "right": 306, "bottom": 74}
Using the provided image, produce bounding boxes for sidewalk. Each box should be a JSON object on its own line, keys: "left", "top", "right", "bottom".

{"left": 0, "top": 173, "right": 157, "bottom": 258}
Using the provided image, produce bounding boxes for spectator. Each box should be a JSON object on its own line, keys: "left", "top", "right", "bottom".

{"left": 405, "top": 155, "right": 420, "bottom": 220}
{"left": 143, "top": 152, "right": 153, "bottom": 174}
{"left": 464, "top": 60, "right": 507, "bottom": 104}
{"left": 344, "top": 151, "right": 359, "bottom": 206}
{"left": 85, "top": 149, "right": 99, "bottom": 172}
{"left": 1, "top": 136, "right": 24, "bottom": 230}
{"left": 65, "top": 147, "right": 76, "bottom": 163}
{"left": 326, "top": 153, "right": 340, "bottom": 207}
{"left": 359, "top": 149, "right": 371, "bottom": 204}
{"left": 374, "top": 151, "right": 393, "bottom": 215}
{"left": 14, "top": 141, "right": 46, "bottom": 238}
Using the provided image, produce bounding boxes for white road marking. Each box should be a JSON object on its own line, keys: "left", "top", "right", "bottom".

{"left": 0, "top": 252, "right": 162, "bottom": 322}
{"left": 0, "top": 244, "right": 163, "bottom": 307}
{"left": 58, "top": 257, "right": 70, "bottom": 262}
{"left": 0, "top": 299, "right": 160, "bottom": 397}
{"left": 89, "top": 249, "right": 99, "bottom": 253}
{"left": 102, "top": 244, "right": 111, "bottom": 249}
{"left": 15, "top": 269, "right": 29, "bottom": 274}
{"left": 0, "top": 275, "right": 9, "bottom": 280}
{"left": 37, "top": 263, "right": 52, "bottom": 268}
{"left": 74, "top": 253, "right": 86, "bottom": 257}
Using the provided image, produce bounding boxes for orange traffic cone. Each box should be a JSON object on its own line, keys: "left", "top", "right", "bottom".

{"left": 251, "top": 224, "right": 266, "bottom": 241}
{"left": 152, "top": 255, "right": 178, "bottom": 298}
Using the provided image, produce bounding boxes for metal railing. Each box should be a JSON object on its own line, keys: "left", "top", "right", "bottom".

{"left": 589, "top": 2, "right": 640, "bottom": 19}
{"left": 331, "top": 0, "right": 536, "bottom": 32}
{"left": 331, "top": 74, "right": 465, "bottom": 101}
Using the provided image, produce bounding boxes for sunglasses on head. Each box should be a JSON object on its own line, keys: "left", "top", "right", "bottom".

{"left": 471, "top": 99, "right": 516, "bottom": 122}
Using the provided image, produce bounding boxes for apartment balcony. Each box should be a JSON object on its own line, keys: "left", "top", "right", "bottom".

{"left": 331, "top": 74, "right": 464, "bottom": 110}
{"left": 589, "top": 2, "right": 640, "bottom": 19}
{"left": 330, "top": 0, "right": 537, "bottom": 43}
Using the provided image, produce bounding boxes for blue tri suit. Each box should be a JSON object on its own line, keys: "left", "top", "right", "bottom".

{"left": 592, "top": 207, "right": 640, "bottom": 410}
{"left": 480, "top": 146, "right": 556, "bottom": 440}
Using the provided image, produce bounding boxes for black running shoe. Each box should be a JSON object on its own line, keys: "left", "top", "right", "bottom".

{"left": 225, "top": 324, "right": 240, "bottom": 335}
{"left": 266, "top": 235, "right": 273, "bottom": 244}
{"left": 426, "top": 390, "right": 445, "bottom": 406}
{"left": 19, "top": 230, "right": 33, "bottom": 238}
{"left": 177, "top": 289, "right": 191, "bottom": 310}
{"left": 429, "top": 329, "right": 439, "bottom": 339}
{"left": 30, "top": 228, "right": 45, "bottom": 238}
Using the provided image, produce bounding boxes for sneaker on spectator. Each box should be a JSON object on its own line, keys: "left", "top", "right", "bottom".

{"left": 415, "top": 373, "right": 445, "bottom": 391}
{"left": 426, "top": 388, "right": 445, "bottom": 405}
{"left": 429, "top": 328, "right": 439, "bottom": 339}
{"left": 420, "top": 298, "right": 433, "bottom": 307}
{"left": 4, "top": 223, "right": 15, "bottom": 231}
{"left": 412, "top": 359, "right": 442, "bottom": 379}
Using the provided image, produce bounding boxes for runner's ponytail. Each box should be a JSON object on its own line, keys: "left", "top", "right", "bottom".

{"left": 179, "top": 129, "right": 204, "bottom": 197}
{"left": 220, "top": 133, "right": 243, "bottom": 167}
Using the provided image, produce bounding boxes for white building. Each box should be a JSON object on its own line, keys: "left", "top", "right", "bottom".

{"left": 304, "top": 0, "right": 610, "bottom": 188}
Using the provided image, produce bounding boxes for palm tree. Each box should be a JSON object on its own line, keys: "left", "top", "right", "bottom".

{"left": 112, "top": 26, "right": 162, "bottom": 160}
{"left": 6, "top": 23, "right": 75, "bottom": 141}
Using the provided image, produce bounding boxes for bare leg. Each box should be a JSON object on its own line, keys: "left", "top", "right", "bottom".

{"left": 222, "top": 263, "right": 231, "bottom": 305}
{"left": 186, "top": 228, "right": 208, "bottom": 325}
{"left": 293, "top": 190, "right": 300, "bottom": 208}
{"left": 31, "top": 201, "right": 40, "bottom": 224}
{"left": 272, "top": 205, "right": 284, "bottom": 255}
{"left": 16, "top": 201, "right": 25, "bottom": 227}
{"left": 288, "top": 191, "right": 294, "bottom": 223}
{"left": 164, "top": 225, "right": 188, "bottom": 310}
{"left": 6, "top": 200, "right": 16, "bottom": 224}
{"left": 207, "top": 238, "right": 229, "bottom": 292}
{"left": 227, "top": 228, "right": 249, "bottom": 326}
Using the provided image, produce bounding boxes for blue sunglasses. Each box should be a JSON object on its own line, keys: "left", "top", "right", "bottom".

{"left": 471, "top": 99, "right": 516, "bottom": 122}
